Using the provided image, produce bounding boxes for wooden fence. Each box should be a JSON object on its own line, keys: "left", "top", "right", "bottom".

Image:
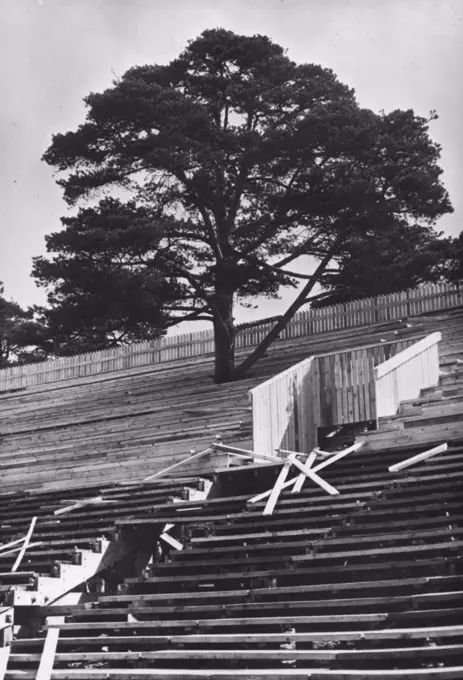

{"left": 250, "top": 337, "right": 417, "bottom": 455}
{"left": 374, "top": 332, "right": 441, "bottom": 419}
{"left": 0, "top": 280, "right": 460, "bottom": 392}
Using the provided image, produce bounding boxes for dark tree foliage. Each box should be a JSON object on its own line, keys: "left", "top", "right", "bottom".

{"left": 0, "top": 284, "right": 51, "bottom": 368}
{"left": 37, "top": 29, "right": 453, "bottom": 382}
{"left": 314, "top": 222, "right": 454, "bottom": 306}
{"left": 446, "top": 230, "right": 463, "bottom": 283}
{"left": 34, "top": 200, "right": 181, "bottom": 354}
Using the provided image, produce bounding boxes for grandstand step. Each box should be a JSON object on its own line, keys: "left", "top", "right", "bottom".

{"left": 12, "top": 625, "right": 463, "bottom": 650}
{"left": 45, "top": 607, "right": 463, "bottom": 632}
{"left": 33, "top": 590, "right": 463, "bottom": 621}
{"left": 6, "top": 669, "right": 463, "bottom": 680}
{"left": 94, "top": 575, "right": 463, "bottom": 608}
{"left": 1, "top": 303, "right": 462, "bottom": 680}
{"left": 7, "top": 644, "right": 463, "bottom": 665}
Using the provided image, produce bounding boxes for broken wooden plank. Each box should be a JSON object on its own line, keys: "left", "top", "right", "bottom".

{"left": 213, "top": 442, "right": 283, "bottom": 464}
{"left": 0, "top": 542, "right": 42, "bottom": 558}
{"left": 11, "top": 516, "right": 37, "bottom": 573}
{"left": 35, "top": 616, "right": 64, "bottom": 680}
{"left": 54, "top": 496, "right": 118, "bottom": 516}
{"left": 160, "top": 532, "right": 183, "bottom": 551}
{"left": 291, "top": 451, "right": 317, "bottom": 494}
{"left": 143, "top": 448, "right": 212, "bottom": 482}
{"left": 0, "top": 536, "right": 27, "bottom": 553}
{"left": 389, "top": 443, "right": 448, "bottom": 473}
{"left": 263, "top": 454, "right": 296, "bottom": 515}
{"left": 312, "top": 442, "right": 364, "bottom": 472}
{"left": 249, "top": 442, "right": 363, "bottom": 503}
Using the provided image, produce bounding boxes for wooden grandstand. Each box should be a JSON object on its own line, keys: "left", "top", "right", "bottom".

{"left": 1, "top": 281, "right": 463, "bottom": 679}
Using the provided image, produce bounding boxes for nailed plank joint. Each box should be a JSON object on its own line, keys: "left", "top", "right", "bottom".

{"left": 389, "top": 443, "right": 448, "bottom": 473}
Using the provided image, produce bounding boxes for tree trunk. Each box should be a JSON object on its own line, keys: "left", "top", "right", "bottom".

{"left": 213, "top": 288, "right": 236, "bottom": 384}
{"left": 235, "top": 244, "right": 340, "bottom": 380}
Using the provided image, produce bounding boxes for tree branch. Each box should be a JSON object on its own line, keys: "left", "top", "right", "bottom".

{"left": 235, "top": 229, "right": 348, "bottom": 379}
{"left": 166, "top": 311, "right": 213, "bottom": 327}
{"left": 174, "top": 168, "right": 222, "bottom": 259}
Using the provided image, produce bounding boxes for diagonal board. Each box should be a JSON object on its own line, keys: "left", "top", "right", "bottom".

{"left": 249, "top": 442, "right": 363, "bottom": 504}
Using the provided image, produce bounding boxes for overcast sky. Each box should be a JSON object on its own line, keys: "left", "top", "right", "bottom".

{"left": 1, "top": 0, "right": 462, "bottom": 328}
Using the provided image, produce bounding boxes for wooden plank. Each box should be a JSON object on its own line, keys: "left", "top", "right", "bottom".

{"left": 0, "top": 645, "right": 11, "bottom": 680}
{"left": 11, "top": 516, "right": 37, "bottom": 573}
{"left": 312, "top": 442, "right": 364, "bottom": 472}
{"left": 160, "top": 533, "right": 183, "bottom": 551}
{"left": 0, "top": 542, "right": 42, "bottom": 558}
{"left": 27, "top": 645, "right": 463, "bottom": 662}
{"left": 143, "top": 448, "right": 212, "bottom": 482}
{"left": 389, "top": 443, "right": 448, "bottom": 473}
{"left": 54, "top": 496, "right": 118, "bottom": 516}
{"left": 45, "top": 613, "right": 392, "bottom": 630}
{"left": 291, "top": 451, "right": 317, "bottom": 494}
{"left": 249, "top": 443, "right": 361, "bottom": 503}
{"left": 14, "top": 668, "right": 463, "bottom": 679}
{"left": 0, "top": 537, "right": 27, "bottom": 553}
{"left": 34, "top": 625, "right": 463, "bottom": 645}
{"left": 375, "top": 332, "right": 441, "bottom": 380}
{"left": 35, "top": 616, "right": 64, "bottom": 680}
{"left": 263, "top": 454, "right": 296, "bottom": 515}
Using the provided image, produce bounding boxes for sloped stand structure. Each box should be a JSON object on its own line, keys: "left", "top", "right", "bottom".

{"left": 0, "top": 285, "right": 462, "bottom": 679}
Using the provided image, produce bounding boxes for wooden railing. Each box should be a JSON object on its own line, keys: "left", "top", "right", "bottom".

{"left": 250, "top": 338, "right": 417, "bottom": 455}
{"left": 0, "top": 280, "right": 460, "bottom": 392}
{"left": 374, "top": 332, "right": 442, "bottom": 419}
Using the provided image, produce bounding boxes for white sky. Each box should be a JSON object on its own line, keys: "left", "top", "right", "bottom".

{"left": 1, "top": 0, "right": 462, "bottom": 330}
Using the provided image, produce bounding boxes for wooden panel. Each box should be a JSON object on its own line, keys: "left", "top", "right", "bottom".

{"left": 250, "top": 357, "right": 316, "bottom": 456}
{"left": 251, "top": 337, "right": 420, "bottom": 455}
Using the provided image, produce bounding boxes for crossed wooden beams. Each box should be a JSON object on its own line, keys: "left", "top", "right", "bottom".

{"left": 213, "top": 442, "right": 363, "bottom": 515}
{"left": 0, "top": 516, "right": 38, "bottom": 573}
{"left": 214, "top": 439, "right": 449, "bottom": 516}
